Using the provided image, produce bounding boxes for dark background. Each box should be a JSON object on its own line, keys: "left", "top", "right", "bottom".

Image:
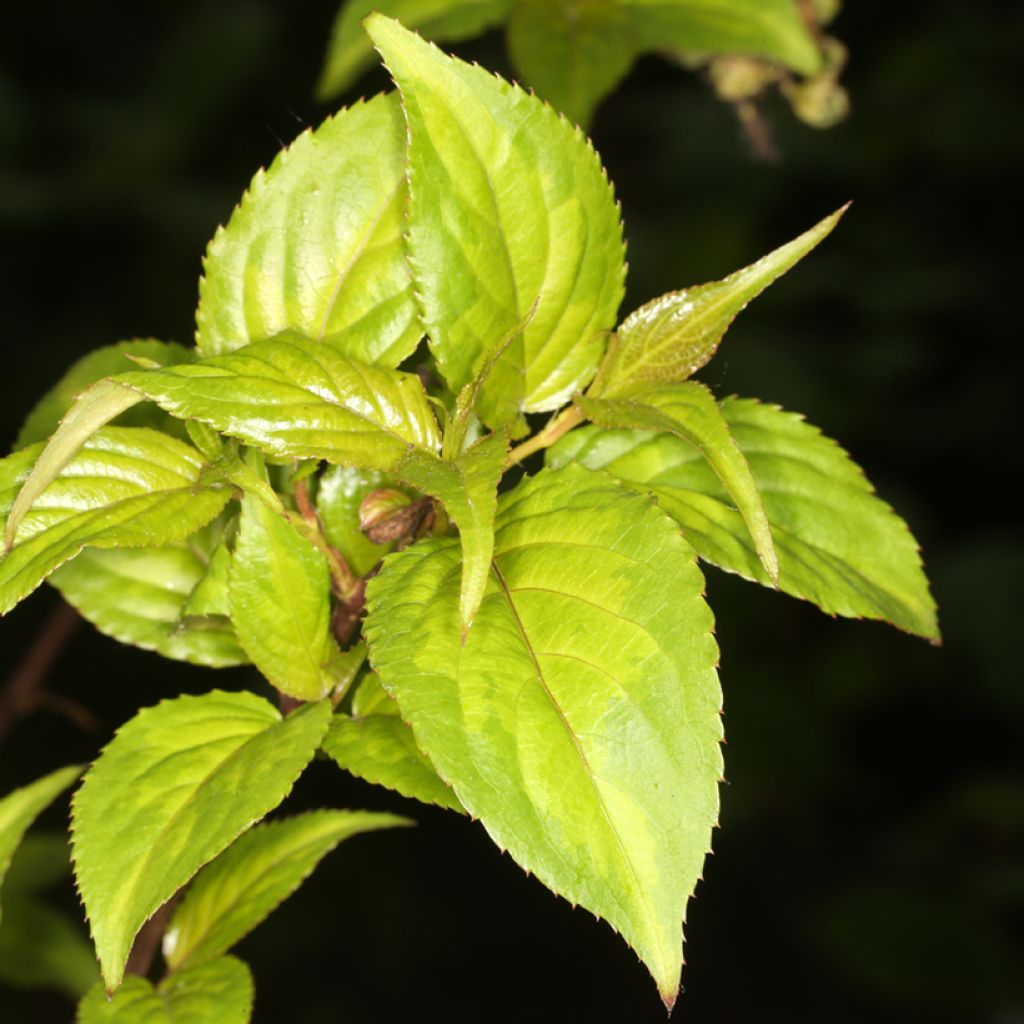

{"left": 1, "top": 2, "right": 1021, "bottom": 1021}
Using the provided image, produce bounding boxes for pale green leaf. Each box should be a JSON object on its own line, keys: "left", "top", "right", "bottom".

{"left": 71, "top": 691, "right": 331, "bottom": 991}
{"left": 115, "top": 333, "right": 440, "bottom": 471}
{"left": 0, "top": 765, "right": 82, "bottom": 925}
{"left": 577, "top": 383, "right": 777, "bottom": 581}
{"left": 78, "top": 956, "right": 253, "bottom": 1024}
{"left": 365, "top": 464, "right": 722, "bottom": 1007}
{"left": 52, "top": 528, "right": 247, "bottom": 669}
{"left": 4, "top": 380, "right": 144, "bottom": 549}
{"left": 230, "top": 493, "right": 339, "bottom": 701}
{"left": 507, "top": 0, "right": 639, "bottom": 127}
{"left": 622, "top": 0, "right": 822, "bottom": 74}
{"left": 316, "top": 0, "right": 512, "bottom": 100}
{"left": 322, "top": 673, "right": 465, "bottom": 813}
{"left": 397, "top": 431, "right": 509, "bottom": 632}
{"left": 368, "top": 15, "right": 626, "bottom": 424}
{"left": 316, "top": 466, "right": 400, "bottom": 577}
{"left": 78, "top": 976, "right": 168, "bottom": 1024}
{"left": 597, "top": 206, "right": 846, "bottom": 397}
{"left": 15, "top": 340, "right": 191, "bottom": 450}
{"left": 549, "top": 397, "right": 939, "bottom": 638}
{"left": 163, "top": 810, "right": 409, "bottom": 971}
{"left": 0, "top": 428, "right": 231, "bottom": 616}
{"left": 196, "top": 94, "right": 421, "bottom": 369}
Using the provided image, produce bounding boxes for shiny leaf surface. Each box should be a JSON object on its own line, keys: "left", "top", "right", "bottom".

{"left": 368, "top": 15, "right": 625, "bottom": 423}
{"left": 196, "top": 94, "right": 420, "bottom": 368}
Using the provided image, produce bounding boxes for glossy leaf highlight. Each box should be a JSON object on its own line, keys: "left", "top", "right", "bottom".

{"left": 71, "top": 691, "right": 330, "bottom": 991}
{"left": 365, "top": 465, "right": 722, "bottom": 1006}
{"left": 1, "top": 429, "right": 230, "bottom": 616}
{"left": 368, "top": 15, "right": 626, "bottom": 423}
{"left": 598, "top": 206, "right": 846, "bottom": 397}
{"left": 196, "top": 94, "right": 421, "bottom": 368}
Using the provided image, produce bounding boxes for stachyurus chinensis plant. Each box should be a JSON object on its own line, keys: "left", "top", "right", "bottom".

{"left": 0, "top": 15, "right": 936, "bottom": 1020}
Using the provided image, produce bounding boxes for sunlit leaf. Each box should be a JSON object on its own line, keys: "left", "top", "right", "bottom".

{"left": 164, "top": 810, "right": 409, "bottom": 971}
{"left": 78, "top": 956, "right": 254, "bottom": 1024}
{"left": 316, "top": 465, "right": 401, "bottom": 577}
{"left": 230, "top": 492, "right": 339, "bottom": 701}
{"left": 316, "top": 0, "right": 512, "bottom": 100}
{"left": 196, "top": 94, "right": 421, "bottom": 368}
{"left": 597, "top": 207, "right": 846, "bottom": 397}
{"left": 72, "top": 691, "right": 330, "bottom": 990}
{"left": 116, "top": 333, "right": 440, "bottom": 470}
{"left": 578, "top": 383, "right": 777, "bottom": 581}
{"left": 397, "top": 431, "right": 509, "bottom": 632}
{"left": 368, "top": 15, "right": 625, "bottom": 425}
{"left": 365, "top": 465, "right": 722, "bottom": 1007}
{"left": 550, "top": 397, "right": 939, "bottom": 638}
{"left": 323, "top": 673, "right": 464, "bottom": 812}
{"left": 0, "top": 428, "right": 230, "bottom": 616}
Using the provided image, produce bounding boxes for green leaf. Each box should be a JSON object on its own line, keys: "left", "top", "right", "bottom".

{"left": 316, "top": 466, "right": 400, "bottom": 577}
{"left": 0, "top": 428, "right": 230, "bottom": 616}
{"left": 196, "top": 94, "right": 421, "bottom": 369}
{"left": 597, "top": 206, "right": 847, "bottom": 397}
{"left": 397, "top": 431, "right": 509, "bottom": 632}
{"left": 622, "top": 0, "right": 822, "bottom": 75}
{"left": 15, "top": 340, "right": 191, "bottom": 450}
{"left": 230, "top": 493, "right": 340, "bottom": 701}
{"left": 0, "top": 765, "right": 82, "bottom": 925}
{"left": 163, "top": 810, "right": 409, "bottom": 971}
{"left": 78, "top": 956, "right": 253, "bottom": 1024}
{"left": 316, "top": 0, "right": 512, "bottom": 100}
{"left": 507, "top": 0, "right": 639, "bottom": 127}
{"left": 577, "top": 383, "right": 777, "bottom": 581}
{"left": 549, "top": 397, "right": 940, "bottom": 639}
{"left": 368, "top": 15, "right": 626, "bottom": 425}
{"left": 51, "top": 530, "right": 247, "bottom": 669}
{"left": 322, "top": 673, "right": 465, "bottom": 813}
{"left": 0, "top": 898, "right": 99, "bottom": 998}
{"left": 365, "top": 465, "right": 722, "bottom": 1007}
{"left": 71, "top": 690, "right": 331, "bottom": 991}
{"left": 115, "top": 333, "right": 440, "bottom": 471}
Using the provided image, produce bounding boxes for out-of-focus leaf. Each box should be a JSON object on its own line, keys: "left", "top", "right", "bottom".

{"left": 196, "top": 94, "right": 421, "bottom": 368}
{"left": 72, "top": 691, "right": 330, "bottom": 991}
{"left": 164, "top": 810, "right": 409, "bottom": 971}
{"left": 368, "top": 15, "right": 625, "bottom": 426}
{"left": 316, "top": 466, "right": 402, "bottom": 578}
{"left": 365, "top": 465, "right": 722, "bottom": 1007}
{"left": 316, "top": 0, "right": 512, "bottom": 100}
{"left": 507, "top": 0, "right": 639, "bottom": 127}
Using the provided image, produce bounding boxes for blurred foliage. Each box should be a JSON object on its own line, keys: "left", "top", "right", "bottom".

{"left": 1, "top": 1, "right": 1021, "bottom": 1022}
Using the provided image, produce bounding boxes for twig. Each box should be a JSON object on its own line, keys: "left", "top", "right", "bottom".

{"left": 125, "top": 894, "right": 180, "bottom": 981}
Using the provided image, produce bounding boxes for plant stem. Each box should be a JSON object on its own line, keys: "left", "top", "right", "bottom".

{"left": 506, "top": 406, "right": 583, "bottom": 467}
